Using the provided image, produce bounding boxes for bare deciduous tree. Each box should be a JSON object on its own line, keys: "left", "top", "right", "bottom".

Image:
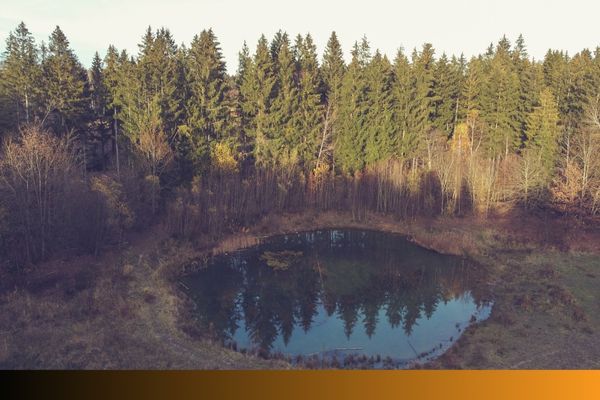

{"left": 0, "top": 125, "right": 78, "bottom": 262}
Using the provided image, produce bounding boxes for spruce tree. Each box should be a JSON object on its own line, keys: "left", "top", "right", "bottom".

{"left": 184, "top": 29, "right": 229, "bottom": 171}
{"left": 2, "top": 22, "right": 41, "bottom": 126}
{"left": 479, "top": 36, "right": 520, "bottom": 157}
{"left": 237, "top": 41, "right": 251, "bottom": 86}
{"left": 269, "top": 32, "right": 299, "bottom": 164}
{"left": 88, "top": 51, "right": 112, "bottom": 168}
{"left": 565, "top": 50, "right": 595, "bottom": 129}
{"left": 90, "top": 52, "right": 107, "bottom": 117}
{"left": 364, "top": 50, "right": 395, "bottom": 165}
{"left": 525, "top": 88, "right": 560, "bottom": 177}
{"left": 335, "top": 37, "right": 371, "bottom": 173}
{"left": 543, "top": 50, "right": 570, "bottom": 119}
{"left": 406, "top": 43, "right": 437, "bottom": 154}
{"left": 391, "top": 48, "right": 415, "bottom": 157}
{"left": 460, "top": 56, "right": 484, "bottom": 118}
{"left": 294, "top": 33, "right": 323, "bottom": 170}
{"left": 102, "top": 46, "right": 134, "bottom": 175}
{"left": 135, "top": 27, "right": 183, "bottom": 135}
{"left": 42, "top": 26, "right": 89, "bottom": 132}
{"left": 235, "top": 41, "right": 252, "bottom": 157}
{"left": 239, "top": 35, "right": 276, "bottom": 166}
{"left": 319, "top": 32, "right": 346, "bottom": 168}
{"left": 433, "top": 53, "right": 462, "bottom": 135}
{"left": 269, "top": 30, "right": 287, "bottom": 68}
{"left": 512, "top": 36, "right": 543, "bottom": 142}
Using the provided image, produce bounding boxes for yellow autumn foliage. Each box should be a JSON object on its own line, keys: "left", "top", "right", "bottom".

{"left": 451, "top": 122, "right": 470, "bottom": 155}
{"left": 211, "top": 142, "right": 238, "bottom": 173}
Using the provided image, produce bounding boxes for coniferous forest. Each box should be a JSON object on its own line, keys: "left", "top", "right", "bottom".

{"left": 1, "top": 22, "right": 600, "bottom": 266}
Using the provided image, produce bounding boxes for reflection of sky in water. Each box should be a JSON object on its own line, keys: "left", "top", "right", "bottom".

{"left": 182, "top": 229, "right": 493, "bottom": 366}
{"left": 233, "top": 292, "right": 491, "bottom": 361}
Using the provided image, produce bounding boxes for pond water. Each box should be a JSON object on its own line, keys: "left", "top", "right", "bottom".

{"left": 181, "top": 229, "right": 493, "bottom": 368}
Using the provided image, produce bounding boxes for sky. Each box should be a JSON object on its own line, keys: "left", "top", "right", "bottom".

{"left": 1, "top": 0, "right": 600, "bottom": 72}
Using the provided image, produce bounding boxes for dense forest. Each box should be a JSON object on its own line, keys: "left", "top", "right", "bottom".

{"left": 0, "top": 22, "right": 599, "bottom": 267}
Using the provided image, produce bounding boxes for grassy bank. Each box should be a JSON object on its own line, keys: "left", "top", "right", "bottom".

{"left": 0, "top": 210, "right": 598, "bottom": 369}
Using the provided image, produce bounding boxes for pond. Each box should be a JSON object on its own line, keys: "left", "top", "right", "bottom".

{"left": 180, "top": 229, "right": 493, "bottom": 368}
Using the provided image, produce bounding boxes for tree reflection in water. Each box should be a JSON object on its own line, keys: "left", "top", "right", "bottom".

{"left": 182, "top": 229, "right": 492, "bottom": 364}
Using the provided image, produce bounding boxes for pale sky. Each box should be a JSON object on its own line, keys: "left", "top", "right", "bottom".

{"left": 1, "top": 0, "right": 599, "bottom": 72}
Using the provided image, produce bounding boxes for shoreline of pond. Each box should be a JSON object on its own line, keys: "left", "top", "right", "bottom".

{"left": 168, "top": 210, "right": 599, "bottom": 369}
{"left": 178, "top": 227, "right": 495, "bottom": 368}
{"left": 1, "top": 209, "right": 597, "bottom": 368}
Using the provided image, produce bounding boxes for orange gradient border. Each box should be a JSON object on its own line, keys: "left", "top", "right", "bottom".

{"left": 4, "top": 370, "right": 600, "bottom": 399}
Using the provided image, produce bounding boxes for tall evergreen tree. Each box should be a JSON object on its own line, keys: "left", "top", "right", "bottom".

{"left": 565, "top": 50, "right": 596, "bottom": 129}
{"left": 525, "top": 88, "right": 560, "bottom": 177}
{"left": 269, "top": 32, "right": 299, "bottom": 164}
{"left": 294, "top": 33, "right": 323, "bottom": 169}
{"left": 87, "top": 51, "right": 112, "bottom": 169}
{"left": 319, "top": 32, "right": 346, "bottom": 168}
{"left": 239, "top": 35, "right": 276, "bottom": 166}
{"left": 479, "top": 36, "right": 521, "bottom": 157}
{"left": 460, "top": 56, "right": 484, "bottom": 118}
{"left": 184, "top": 29, "right": 229, "bottom": 171}
{"left": 89, "top": 52, "right": 107, "bottom": 117}
{"left": 102, "top": 45, "right": 133, "bottom": 175}
{"left": 433, "top": 53, "right": 462, "bottom": 135}
{"left": 543, "top": 50, "right": 570, "bottom": 120}
{"left": 335, "top": 37, "right": 371, "bottom": 173}
{"left": 42, "top": 26, "right": 89, "bottom": 132}
{"left": 391, "top": 48, "right": 414, "bottom": 157}
{"left": 1, "top": 22, "right": 41, "bottom": 126}
{"left": 406, "top": 43, "right": 437, "bottom": 155}
{"left": 364, "top": 50, "right": 395, "bottom": 165}
{"left": 234, "top": 41, "right": 252, "bottom": 156}
{"left": 135, "top": 27, "right": 183, "bottom": 135}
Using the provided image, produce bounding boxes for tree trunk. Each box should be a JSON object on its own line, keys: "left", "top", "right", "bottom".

{"left": 114, "top": 109, "right": 120, "bottom": 177}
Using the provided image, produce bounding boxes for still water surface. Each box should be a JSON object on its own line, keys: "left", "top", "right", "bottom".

{"left": 181, "top": 229, "right": 492, "bottom": 367}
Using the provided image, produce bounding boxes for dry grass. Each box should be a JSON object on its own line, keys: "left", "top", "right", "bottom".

{"left": 0, "top": 209, "right": 598, "bottom": 369}
{"left": 428, "top": 249, "right": 600, "bottom": 369}
{"left": 0, "top": 228, "right": 285, "bottom": 369}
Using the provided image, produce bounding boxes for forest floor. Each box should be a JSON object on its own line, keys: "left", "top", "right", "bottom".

{"left": 0, "top": 208, "right": 598, "bottom": 369}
